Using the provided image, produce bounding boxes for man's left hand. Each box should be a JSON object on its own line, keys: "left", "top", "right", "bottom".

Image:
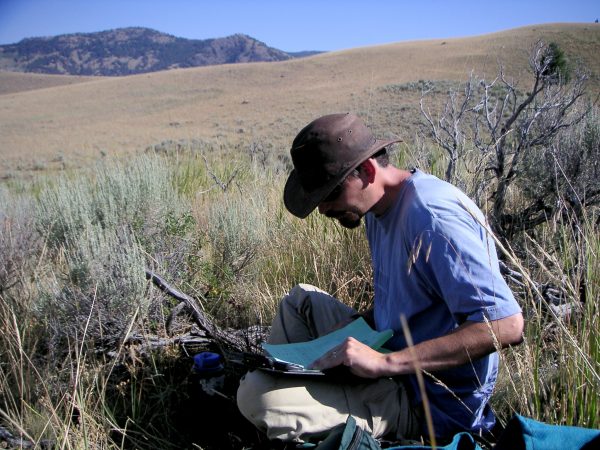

{"left": 308, "top": 337, "right": 389, "bottom": 378}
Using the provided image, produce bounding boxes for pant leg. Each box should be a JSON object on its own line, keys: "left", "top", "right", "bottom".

{"left": 268, "top": 283, "right": 357, "bottom": 344}
{"left": 237, "top": 370, "right": 419, "bottom": 442}
{"left": 237, "top": 284, "right": 420, "bottom": 442}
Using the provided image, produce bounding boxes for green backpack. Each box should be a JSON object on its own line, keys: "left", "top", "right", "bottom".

{"left": 314, "top": 416, "right": 382, "bottom": 450}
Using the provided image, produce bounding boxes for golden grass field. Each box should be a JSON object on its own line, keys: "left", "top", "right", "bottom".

{"left": 1, "top": 23, "right": 598, "bottom": 178}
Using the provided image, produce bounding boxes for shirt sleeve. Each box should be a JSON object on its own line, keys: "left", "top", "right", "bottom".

{"left": 409, "top": 210, "right": 521, "bottom": 324}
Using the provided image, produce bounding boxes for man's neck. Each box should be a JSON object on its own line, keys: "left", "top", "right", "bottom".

{"left": 370, "top": 167, "right": 414, "bottom": 217}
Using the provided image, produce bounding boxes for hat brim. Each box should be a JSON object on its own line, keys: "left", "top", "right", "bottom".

{"left": 283, "top": 138, "right": 401, "bottom": 218}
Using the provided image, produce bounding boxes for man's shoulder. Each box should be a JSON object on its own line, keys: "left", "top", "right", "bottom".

{"left": 369, "top": 170, "right": 480, "bottom": 234}
{"left": 408, "top": 171, "right": 476, "bottom": 210}
{"left": 408, "top": 171, "right": 461, "bottom": 201}
{"left": 400, "top": 171, "right": 485, "bottom": 237}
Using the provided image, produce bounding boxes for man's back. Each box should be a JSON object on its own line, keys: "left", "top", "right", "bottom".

{"left": 365, "top": 170, "right": 520, "bottom": 437}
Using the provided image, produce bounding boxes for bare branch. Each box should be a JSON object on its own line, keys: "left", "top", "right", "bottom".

{"left": 419, "top": 40, "right": 595, "bottom": 240}
{"left": 201, "top": 153, "right": 240, "bottom": 192}
{"left": 145, "top": 270, "right": 248, "bottom": 352}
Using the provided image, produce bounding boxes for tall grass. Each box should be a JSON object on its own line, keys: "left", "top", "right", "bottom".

{"left": 0, "top": 137, "right": 598, "bottom": 449}
{"left": 0, "top": 155, "right": 201, "bottom": 448}
{"left": 493, "top": 215, "right": 599, "bottom": 428}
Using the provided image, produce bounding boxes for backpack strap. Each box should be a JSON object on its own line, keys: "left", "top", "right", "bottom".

{"left": 315, "top": 416, "right": 382, "bottom": 450}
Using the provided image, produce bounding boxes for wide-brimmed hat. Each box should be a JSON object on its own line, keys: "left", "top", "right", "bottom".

{"left": 283, "top": 113, "right": 401, "bottom": 218}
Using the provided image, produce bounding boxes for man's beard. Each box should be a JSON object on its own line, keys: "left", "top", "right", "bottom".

{"left": 326, "top": 209, "right": 363, "bottom": 229}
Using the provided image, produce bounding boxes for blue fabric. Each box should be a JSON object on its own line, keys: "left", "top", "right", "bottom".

{"left": 317, "top": 414, "right": 600, "bottom": 450}
{"left": 495, "top": 415, "right": 600, "bottom": 450}
{"left": 388, "top": 416, "right": 600, "bottom": 449}
{"left": 388, "top": 432, "right": 482, "bottom": 449}
{"left": 365, "top": 170, "right": 521, "bottom": 438}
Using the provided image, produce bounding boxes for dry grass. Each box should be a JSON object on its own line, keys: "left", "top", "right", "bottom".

{"left": 1, "top": 23, "right": 598, "bottom": 179}
{"left": 0, "top": 71, "right": 95, "bottom": 95}
{"left": 1, "top": 148, "right": 597, "bottom": 448}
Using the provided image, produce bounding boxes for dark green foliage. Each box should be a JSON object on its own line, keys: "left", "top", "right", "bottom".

{"left": 541, "top": 42, "right": 571, "bottom": 84}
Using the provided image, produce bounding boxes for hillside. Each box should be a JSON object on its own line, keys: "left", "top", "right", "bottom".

{"left": 0, "top": 27, "right": 311, "bottom": 76}
{"left": 0, "top": 23, "right": 598, "bottom": 178}
{"left": 0, "top": 71, "right": 95, "bottom": 95}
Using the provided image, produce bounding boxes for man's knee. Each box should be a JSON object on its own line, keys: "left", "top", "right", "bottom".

{"left": 237, "top": 369, "right": 356, "bottom": 442}
{"left": 237, "top": 370, "right": 316, "bottom": 441}
{"left": 282, "top": 283, "right": 323, "bottom": 308}
{"left": 236, "top": 371, "right": 414, "bottom": 441}
{"left": 236, "top": 370, "right": 271, "bottom": 433}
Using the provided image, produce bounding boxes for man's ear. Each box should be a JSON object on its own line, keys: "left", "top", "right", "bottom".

{"left": 358, "top": 160, "right": 376, "bottom": 184}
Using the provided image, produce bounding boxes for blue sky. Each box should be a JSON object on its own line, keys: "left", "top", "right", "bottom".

{"left": 0, "top": 0, "right": 597, "bottom": 51}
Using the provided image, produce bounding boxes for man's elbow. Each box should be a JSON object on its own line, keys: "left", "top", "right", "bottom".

{"left": 501, "top": 313, "right": 525, "bottom": 347}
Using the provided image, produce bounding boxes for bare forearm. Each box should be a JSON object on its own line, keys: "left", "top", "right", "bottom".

{"left": 380, "top": 314, "right": 524, "bottom": 376}
{"left": 311, "top": 313, "right": 524, "bottom": 378}
{"left": 381, "top": 325, "right": 495, "bottom": 375}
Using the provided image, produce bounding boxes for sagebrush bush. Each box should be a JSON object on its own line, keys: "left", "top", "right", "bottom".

{"left": 0, "top": 186, "right": 40, "bottom": 306}
{"left": 36, "top": 155, "right": 191, "bottom": 254}
{"left": 31, "top": 155, "right": 197, "bottom": 350}
{"left": 38, "top": 223, "right": 147, "bottom": 349}
{"left": 519, "top": 103, "right": 600, "bottom": 220}
{"left": 207, "top": 191, "right": 268, "bottom": 279}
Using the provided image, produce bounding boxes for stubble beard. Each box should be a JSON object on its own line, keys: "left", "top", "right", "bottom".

{"left": 326, "top": 209, "right": 363, "bottom": 229}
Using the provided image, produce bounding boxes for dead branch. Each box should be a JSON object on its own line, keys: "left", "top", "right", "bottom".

{"left": 420, "top": 75, "right": 476, "bottom": 183}
{"left": 420, "top": 40, "right": 594, "bottom": 240}
{"left": 201, "top": 153, "right": 240, "bottom": 192}
{"left": 145, "top": 270, "right": 248, "bottom": 352}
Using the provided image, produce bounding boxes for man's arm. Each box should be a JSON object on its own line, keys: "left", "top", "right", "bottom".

{"left": 310, "top": 312, "right": 524, "bottom": 378}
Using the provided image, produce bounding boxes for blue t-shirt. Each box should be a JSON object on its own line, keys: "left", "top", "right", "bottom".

{"left": 365, "top": 170, "right": 521, "bottom": 438}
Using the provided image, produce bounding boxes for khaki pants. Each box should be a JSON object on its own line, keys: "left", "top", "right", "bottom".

{"left": 236, "top": 284, "right": 420, "bottom": 442}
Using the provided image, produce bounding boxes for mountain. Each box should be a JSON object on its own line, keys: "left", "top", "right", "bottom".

{"left": 0, "top": 27, "right": 322, "bottom": 76}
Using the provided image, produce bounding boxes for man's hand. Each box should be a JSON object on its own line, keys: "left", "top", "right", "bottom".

{"left": 308, "top": 337, "right": 390, "bottom": 378}
{"left": 309, "top": 313, "right": 524, "bottom": 379}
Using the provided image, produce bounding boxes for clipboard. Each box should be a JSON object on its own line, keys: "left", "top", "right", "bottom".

{"left": 261, "top": 318, "right": 393, "bottom": 369}
{"left": 228, "top": 352, "right": 325, "bottom": 376}
{"left": 228, "top": 318, "right": 393, "bottom": 379}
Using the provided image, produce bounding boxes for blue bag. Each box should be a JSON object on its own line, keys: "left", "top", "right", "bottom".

{"left": 314, "top": 414, "right": 600, "bottom": 450}
{"left": 494, "top": 414, "right": 600, "bottom": 450}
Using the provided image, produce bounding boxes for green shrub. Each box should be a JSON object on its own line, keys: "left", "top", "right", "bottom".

{"left": 33, "top": 155, "right": 195, "bottom": 350}
{"left": 36, "top": 155, "right": 191, "bottom": 254}
{"left": 38, "top": 223, "right": 147, "bottom": 349}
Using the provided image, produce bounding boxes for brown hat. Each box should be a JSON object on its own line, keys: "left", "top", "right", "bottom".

{"left": 284, "top": 113, "right": 401, "bottom": 218}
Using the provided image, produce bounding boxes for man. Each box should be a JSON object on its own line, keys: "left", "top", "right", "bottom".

{"left": 237, "top": 113, "right": 524, "bottom": 444}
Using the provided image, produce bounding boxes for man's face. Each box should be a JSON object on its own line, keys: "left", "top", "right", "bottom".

{"left": 317, "top": 176, "right": 367, "bottom": 229}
